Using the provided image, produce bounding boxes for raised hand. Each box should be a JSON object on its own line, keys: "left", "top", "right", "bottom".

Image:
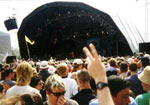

{"left": 83, "top": 43, "right": 107, "bottom": 83}
{"left": 57, "top": 96, "right": 67, "bottom": 105}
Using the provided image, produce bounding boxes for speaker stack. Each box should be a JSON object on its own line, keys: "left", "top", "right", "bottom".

{"left": 4, "top": 18, "right": 18, "bottom": 31}
{"left": 139, "top": 42, "right": 150, "bottom": 53}
{"left": 6, "top": 56, "right": 17, "bottom": 64}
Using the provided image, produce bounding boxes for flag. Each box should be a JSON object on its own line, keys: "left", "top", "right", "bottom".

{"left": 25, "top": 35, "right": 35, "bottom": 45}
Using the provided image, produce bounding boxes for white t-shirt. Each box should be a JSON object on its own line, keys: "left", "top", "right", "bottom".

{"left": 6, "top": 85, "right": 40, "bottom": 98}
{"left": 63, "top": 77, "right": 78, "bottom": 99}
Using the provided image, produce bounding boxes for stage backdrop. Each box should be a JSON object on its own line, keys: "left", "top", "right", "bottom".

{"left": 18, "top": 2, "right": 132, "bottom": 60}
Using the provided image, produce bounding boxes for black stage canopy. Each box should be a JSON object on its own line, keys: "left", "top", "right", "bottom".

{"left": 18, "top": 2, "right": 132, "bottom": 60}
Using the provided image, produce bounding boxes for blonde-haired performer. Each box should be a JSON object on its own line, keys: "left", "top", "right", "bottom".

{"left": 6, "top": 61, "right": 40, "bottom": 97}
{"left": 45, "top": 74, "right": 78, "bottom": 105}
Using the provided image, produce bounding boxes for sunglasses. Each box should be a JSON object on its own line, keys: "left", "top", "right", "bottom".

{"left": 51, "top": 91, "right": 66, "bottom": 97}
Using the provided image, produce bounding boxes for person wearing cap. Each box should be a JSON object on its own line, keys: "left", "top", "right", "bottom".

{"left": 68, "top": 59, "right": 84, "bottom": 79}
{"left": 72, "top": 59, "right": 84, "bottom": 72}
{"left": 135, "top": 66, "right": 150, "bottom": 105}
{"left": 38, "top": 61, "right": 52, "bottom": 102}
{"left": 44, "top": 74, "right": 79, "bottom": 105}
{"left": 39, "top": 61, "right": 52, "bottom": 82}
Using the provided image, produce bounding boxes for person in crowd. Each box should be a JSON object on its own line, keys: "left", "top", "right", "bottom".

{"left": 44, "top": 74, "right": 79, "bottom": 105}
{"left": 83, "top": 43, "right": 114, "bottom": 105}
{"left": 30, "top": 75, "right": 44, "bottom": 91}
{"left": 3, "top": 64, "right": 10, "bottom": 70}
{"left": 0, "top": 95, "right": 21, "bottom": 105}
{"left": 0, "top": 63, "right": 3, "bottom": 70}
{"left": 0, "top": 83, "right": 5, "bottom": 100}
{"left": 0, "top": 70, "right": 2, "bottom": 81}
{"left": 0, "top": 69, "right": 16, "bottom": 91}
{"left": 48, "top": 64, "right": 56, "bottom": 74}
{"left": 39, "top": 61, "right": 52, "bottom": 102}
{"left": 20, "top": 93, "right": 43, "bottom": 105}
{"left": 125, "top": 62, "right": 146, "bottom": 97}
{"left": 33, "top": 67, "right": 39, "bottom": 76}
{"left": 35, "top": 62, "right": 41, "bottom": 73}
{"left": 5, "top": 61, "right": 40, "bottom": 97}
{"left": 69, "top": 59, "right": 84, "bottom": 80}
{"left": 71, "top": 70, "right": 96, "bottom": 105}
{"left": 30, "top": 75, "right": 46, "bottom": 102}
{"left": 0, "top": 93, "right": 43, "bottom": 105}
{"left": 29, "top": 59, "right": 35, "bottom": 67}
{"left": 127, "top": 58, "right": 134, "bottom": 65}
{"left": 138, "top": 57, "right": 150, "bottom": 74}
{"left": 119, "top": 62, "right": 128, "bottom": 78}
{"left": 135, "top": 66, "right": 150, "bottom": 105}
{"left": 89, "top": 75, "right": 137, "bottom": 105}
{"left": 56, "top": 63, "right": 78, "bottom": 98}
{"left": 39, "top": 61, "right": 52, "bottom": 82}
{"left": 65, "top": 59, "right": 72, "bottom": 73}
{"left": 108, "top": 75, "right": 137, "bottom": 105}
{"left": 106, "top": 58, "right": 118, "bottom": 77}
{"left": 72, "top": 59, "right": 84, "bottom": 73}
{"left": 0, "top": 63, "right": 3, "bottom": 80}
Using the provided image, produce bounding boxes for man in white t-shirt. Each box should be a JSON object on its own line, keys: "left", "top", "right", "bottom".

{"left": 56, "top": 63, "right": 78, "bottom": 98}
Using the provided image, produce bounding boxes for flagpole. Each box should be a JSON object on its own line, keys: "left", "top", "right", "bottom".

{"left": 25, "top": 40, "right": 30, "bottom": 59}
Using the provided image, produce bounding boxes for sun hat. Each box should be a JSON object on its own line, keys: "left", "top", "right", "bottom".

{"left": 40, "top": 61, "right": 49, "bottom": 69}
{"left": 48, "top": 65, "right": 56, "bottom": 73}
{"left": 144, "top": 54, "right": 150, "bottom": 59}
{"left": 138, "top": 66, "right": 150, "bottom": 85}
{"left": 73, "top": 59, "right": 83, "bottom": 65}
{"left": 127, "top": 58, "right": 134, "bottom": 64}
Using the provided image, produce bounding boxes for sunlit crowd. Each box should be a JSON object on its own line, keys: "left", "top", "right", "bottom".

{"left": 0, "top": 51, "right": 150, "bottom": 105}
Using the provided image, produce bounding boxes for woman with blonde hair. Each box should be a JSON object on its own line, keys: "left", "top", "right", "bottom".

{"left": 0, "top": 93, "right": 43, "bottom": 105}
{"left": 6, "top": 61, "right": 40, "bottom": 98}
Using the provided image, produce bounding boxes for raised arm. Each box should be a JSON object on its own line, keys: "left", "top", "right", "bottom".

{"left": 83, "top": 43, "right": 114, "bottom": 105}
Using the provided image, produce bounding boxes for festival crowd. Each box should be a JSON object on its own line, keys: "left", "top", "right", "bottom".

{"left": 0, "top": 44, "right": 150, "bottom": 105}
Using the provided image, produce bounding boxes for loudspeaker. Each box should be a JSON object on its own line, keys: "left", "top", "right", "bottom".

{"left": 4, "top": 18, "right": 18, "bottom": 31}
{"left": 139, "top": 42, "right": 150, "bottom": 53}
{"left": 6, "top": 56, "right": 17, "bottom": 64}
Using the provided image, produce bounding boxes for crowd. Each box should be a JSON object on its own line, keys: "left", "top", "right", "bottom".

{"left": 0, "top": 44, "right": 150, "bottom": 105}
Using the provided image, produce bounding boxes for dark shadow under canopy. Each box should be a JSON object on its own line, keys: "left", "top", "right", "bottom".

{"left": 18, "top": 2, "right": 132, "bottom": 60}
